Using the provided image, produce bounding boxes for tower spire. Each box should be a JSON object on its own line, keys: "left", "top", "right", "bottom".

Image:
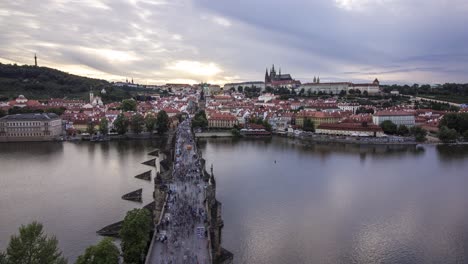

{"left": 34, "top": 53, "right": 37, "bottom": 67}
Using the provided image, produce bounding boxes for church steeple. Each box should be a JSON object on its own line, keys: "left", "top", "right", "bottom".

{"left": 313, "top": 76, "right": 316, "bottom": 83}
{"left": 265, "top": 68, "right": 270, "bottom": 83}
{"left": 34, "top": 53, "right": 37, "bottom": 67}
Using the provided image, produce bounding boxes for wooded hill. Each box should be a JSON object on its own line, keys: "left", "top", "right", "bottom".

{"left": 0, "top": 63, "right": 149, "bottom": 102}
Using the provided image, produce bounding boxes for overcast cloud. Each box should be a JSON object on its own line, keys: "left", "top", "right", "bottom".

{"left": 1, "top": 0, "right": 467, "bottom": 84}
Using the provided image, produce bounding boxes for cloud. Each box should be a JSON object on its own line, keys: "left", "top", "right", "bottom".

{"left": 212, "top": 16, "right": 232, "bottom": 27}
{"left": 166, "top": 60, "right": 222, "bottom": 76}
{"left": 0, "top": 0, "right": 467, "bottom": 84}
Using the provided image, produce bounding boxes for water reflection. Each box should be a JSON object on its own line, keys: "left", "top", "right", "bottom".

{"left": 437, "top": 144, "right": 468, "bottom": 160}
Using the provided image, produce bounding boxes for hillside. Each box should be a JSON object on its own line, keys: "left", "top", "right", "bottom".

{"left": 0, "top": 63, "right": 148, "bottom": 102}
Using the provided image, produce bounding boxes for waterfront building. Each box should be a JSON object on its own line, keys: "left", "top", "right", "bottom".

{"left": 0, "top": 113, "right": 62, "bottom": 142}
{"left": 208, "top": 112, "right": 239, "bottom": 128}
{"left": 296, "top": 111, "right": 345, "bottom": 128}
{"left": 372, "top": 111, "right": 415, "bottom": 127}
{"left": 316, "top": 122, "right": 385, "bottom": 137}
{"left": 240, "top": 123, "right": 271, "bottom": 136}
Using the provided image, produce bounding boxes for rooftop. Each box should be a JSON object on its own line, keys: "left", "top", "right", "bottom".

{"left": 0, "top": 113, "right": 60, "bottom": 121}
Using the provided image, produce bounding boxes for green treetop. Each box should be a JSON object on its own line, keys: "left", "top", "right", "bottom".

{"left": 144, "top": 114, "right": 157, "bottom": 132}
{"left": 114, "top": 114, "right": 129, "bottom": 135}
{"left": 121, "top": 99, "right": 137, "bottom": 112}
{"left": 156, "top": 110, "right": 170, "bottom": 134}
{"left": 99, "top": 118, "right": 109, "bottom": 135}
{"left": 120, "top": 209, "right": 152, "bottom": 264}
{"left": 130, "top": 113, "right": 145, "bottom": 134}
{"left": 1, "top": 221, "right": 67, "bottom": 264}
{"left": 75, "top": 238, "right": 119, "bottom": 264}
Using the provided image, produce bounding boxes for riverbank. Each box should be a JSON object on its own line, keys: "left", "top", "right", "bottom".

{"left": 195, "top": 131, "right": 233, "bottom": 138}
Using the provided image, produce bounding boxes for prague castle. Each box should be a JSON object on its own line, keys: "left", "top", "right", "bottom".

{"left": 264, "top": 65, "right": 301, "bottom": 88}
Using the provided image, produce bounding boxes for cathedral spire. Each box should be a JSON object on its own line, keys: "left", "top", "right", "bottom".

{"left": 313, "top": 76, "right": 316, "bottom": 83}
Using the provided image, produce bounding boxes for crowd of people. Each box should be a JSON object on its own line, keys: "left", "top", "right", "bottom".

{"left": 154, "top": 119, "right": 209, "bottom": 264}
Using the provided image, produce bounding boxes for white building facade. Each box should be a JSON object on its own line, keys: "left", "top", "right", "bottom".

{"left": 372, "top": 111, "right": 415, "bottom": 127}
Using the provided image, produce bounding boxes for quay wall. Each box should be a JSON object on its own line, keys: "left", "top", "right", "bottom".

{"left": 195, "top": 131, "right": 233, "bottom": 138}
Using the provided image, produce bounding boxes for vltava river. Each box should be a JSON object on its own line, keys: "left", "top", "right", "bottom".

{"left": 0, "top": 140, "right": 163, "bottom": 262}
{"left": 199, "top": 138, "right": 468, "bottom": 264}
{"left": 1, "top": 137, "right": 468, "bottom": 263}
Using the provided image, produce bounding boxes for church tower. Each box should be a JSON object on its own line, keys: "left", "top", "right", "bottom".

{"left": 270, "top": 64, "right": 276, "bottom": 79}
{"left": 265, "top": 68, "right": 270, "bottom": 84}
{"left": 34, "top": 54, "right": 37, "bottom": 67}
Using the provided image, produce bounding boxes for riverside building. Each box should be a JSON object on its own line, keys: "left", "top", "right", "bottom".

{"left": 0, "top": 113, "right": 63, "bottom": 142}
{"left": 372, "top": 111, "right": 415, "bottom": 127}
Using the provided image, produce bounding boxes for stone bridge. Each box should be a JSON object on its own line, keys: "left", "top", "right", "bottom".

{"left": 145, "top": 121, "right": 233, "bottom": 264}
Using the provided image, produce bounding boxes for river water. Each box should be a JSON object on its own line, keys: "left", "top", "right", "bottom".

{"left": 0, "top": 140, "right": 163, "bottom": 262}
{"left": 198, "top": 137, "right": 468, "bottom": 264}
{"left": 1, "top": 138, "right": 468, "bottom": 263}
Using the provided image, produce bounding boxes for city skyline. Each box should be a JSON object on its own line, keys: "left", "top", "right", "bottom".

{"left": 1, "top": 0, "right": 468, "bottom": 85}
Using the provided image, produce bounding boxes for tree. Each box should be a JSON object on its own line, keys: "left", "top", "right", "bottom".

{"left": 120, "top": 209, "right": 152, "bottom": 264}
{"left": 99, "top": 118, "right": 109, "bottom": 135}
{"left": 75, "top": 238, "right": 119, "bottom": 264}
{"left": 263, "top": 120, "right": 272, "bottom": 132}
{"left": 231, "top": 128, "right": 241, "bottom": 138}
{"left": 46, "top": 107, "right": 66, "bottom": 116}
{"left": 121, "top": 99, "right": 137, "bottom": 112}
{"left": 192, "top": 110, "right": 208, "bottom": 129}
{"left": 410, "top": 126, "right": 427, "bottom": 142}
{"left": 156, "top": 110, "right": 169, "bottom": 134}
{"left": 438, "top": 126, "right": 458, "bottom": 143}
{"left": 87, "top": 121, "right": 96, "bottom": 135}
{"left": 463, "top": 130, "right": 468, "bottom": 141}
{"left": 0, "top": 109, "right": 6, "bottom": 118}
{"left": 303, "top": 119, "right": 315, "bottom": 132}
{"left": 130, "top": 113, "right": 144, "bottom": 134}
{"left": 2, "top": 222, "right": 66, "bottom": 264}
{"left": 299, "top": 88, "right": 305, "bottom": 96}
{"left": 439, "top": 113, "right": 468, "bottom": 134}
{"left": 363, "top": 90, "right": 368, "bottom": 97}
{"left": 397, "top": 125, "right": 410, "bottom": 136}
{"left": 380, "top": 120, "right": 397, "bottom": 135}
{"left": 114, "top": 114, "right": 129, "bottom": 135}
{"left": 237, "top": 86, "right": 243, "bottom": 93}
{"left": 144, "top": 114, "right": 156, "bottom": 132}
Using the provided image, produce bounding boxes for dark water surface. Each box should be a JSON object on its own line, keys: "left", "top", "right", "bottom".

{"left": 0, "top": 140, "right": 163, "bottom": 262}
{"left": 1, "top": 138, "right": 468, "bottom": 263}
{"left": 199, "top": 138, "right": 468, "bottom": 264}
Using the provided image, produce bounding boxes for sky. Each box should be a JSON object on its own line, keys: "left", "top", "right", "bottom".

{"left": 1, "top": 0, "right": 468, "bottom": 85}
